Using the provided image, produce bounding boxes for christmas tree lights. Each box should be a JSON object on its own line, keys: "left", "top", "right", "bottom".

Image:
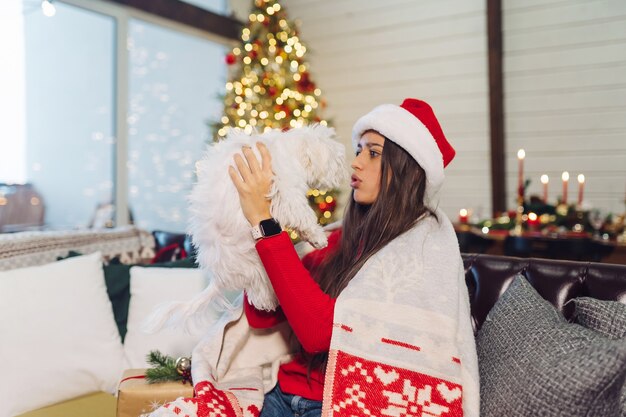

{"left": 212, "top": 0, "right": 339, "bottom": 230}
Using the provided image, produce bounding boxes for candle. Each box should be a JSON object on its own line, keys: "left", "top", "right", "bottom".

{"left": 517, "top": 149, "right": 525, "bottom": 199}
{"left": 561, "top": 171, "right": 569, "bottom": 204}
{"left": 540, "top": 175, "right": 549, "bottom": 204}
{"left": 527, "top": 212, "right": 539, "bottom": 228}
{"left": 459, "top": 208, "right": 469, "bottom": 224}
{"left": 577, "top": 174, "right": 585, "bottom": 206}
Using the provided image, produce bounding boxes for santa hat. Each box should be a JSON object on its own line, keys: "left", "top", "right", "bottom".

{"left": 352, "top": 98, "right": 455, "bottom": 204}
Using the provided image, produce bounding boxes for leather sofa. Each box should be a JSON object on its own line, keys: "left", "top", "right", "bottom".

{"left": 463, "top": 253, "right": 626, "bottom": 333}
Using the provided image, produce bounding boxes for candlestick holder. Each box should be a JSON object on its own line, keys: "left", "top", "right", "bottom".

{"left": 512, "top": 195, "right": 524, "bottom": 236}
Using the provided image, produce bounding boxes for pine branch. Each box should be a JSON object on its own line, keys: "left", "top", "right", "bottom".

{"left": 145, "top": 350, "right": 182, "bottom": 384}
{"left": 145, "top": 365, "right": 181, "bottom": 384}
{"left": 146, "top": 350, "right": 174, "bottom": 368}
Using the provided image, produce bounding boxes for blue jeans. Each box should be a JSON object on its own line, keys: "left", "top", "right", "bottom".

{"left": 260, "top": 384, "right": 322, "bottom": 417}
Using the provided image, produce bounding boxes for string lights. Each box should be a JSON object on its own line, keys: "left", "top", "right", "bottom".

{"left": 212, "top": 0, "right": 337, "bottom": 230}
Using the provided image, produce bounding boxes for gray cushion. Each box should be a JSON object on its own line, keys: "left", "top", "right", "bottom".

{"left": 477, "top": 275, "right": 626, "bottom": 417}
{"left": 573, "top": 297, "right": 626, "bottom": 417}
{"left": 573, "top": 297, "right": 626, "bottom": 339}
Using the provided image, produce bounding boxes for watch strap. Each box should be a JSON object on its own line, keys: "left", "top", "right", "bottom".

{"left": 251, "top": 225, "right": 263, "bottom": 240}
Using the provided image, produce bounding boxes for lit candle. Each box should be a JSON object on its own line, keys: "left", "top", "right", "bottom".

{"left": 540, "top": 175, "right": 549, "bottom": 204}
{"left": 561, "top": 171, "right": 569, "bottom": 204}
{"left": 527, "top": 212, "right": 539, "bottom": 228}
{"left": 577, "top": 174, "right": 585, "bottom": 206}
{"left": 459, "top": 208, "right": 469, "bottom": 224}
{"left": 517, "top": 149, "right": 525, "bottom": 199}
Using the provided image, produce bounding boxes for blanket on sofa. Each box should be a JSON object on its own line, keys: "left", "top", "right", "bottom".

{"left": 150, "top": 211, "right": 480, "bottom": 417}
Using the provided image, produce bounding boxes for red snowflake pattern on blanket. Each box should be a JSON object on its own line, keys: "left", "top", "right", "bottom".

{"left": 156, "top": 381, "right": 242, "bottom": 417}
{"left": 326, "top": 350, "right": 463, "bottom": 417}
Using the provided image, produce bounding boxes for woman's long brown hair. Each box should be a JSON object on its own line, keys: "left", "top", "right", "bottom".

{"left": 305, "top": 131, "right": 438, "bottom": 376}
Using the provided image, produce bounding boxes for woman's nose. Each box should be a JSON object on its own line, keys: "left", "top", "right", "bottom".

{"left": 351, "top": 151, "right": 364, "bottom": 170}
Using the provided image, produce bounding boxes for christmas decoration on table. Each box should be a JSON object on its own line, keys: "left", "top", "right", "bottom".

{"left": 458, "top": 148, "right": 626, "bottom": 239}
{"left": 471, "top": 187, "right": 622, "bottom": 238}
{"left": 145, "top": 350, "right": 192, "bottom": 385}
{"left": 211, "top": 0, "right": 340, "bottom": 234}
{"left": 461, "top": 160, "right": 625, "bottom": 240}
{"left": 117, "top": 368, "right": 194, "bottom": 417}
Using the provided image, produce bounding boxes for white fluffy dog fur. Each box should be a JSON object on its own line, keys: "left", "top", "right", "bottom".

{"left": 145, "top": 124, "right": 346, "bottom": 331}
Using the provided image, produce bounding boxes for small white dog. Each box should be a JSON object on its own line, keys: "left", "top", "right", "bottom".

{"left": 145, "top": 125, "right": 346, "bottom": 331}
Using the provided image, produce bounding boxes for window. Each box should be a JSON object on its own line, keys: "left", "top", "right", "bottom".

{"left": 23, "top": 2, "right": 115, "bottom": 230}
{"left": 127, "top": 19, "right": 226, "bottom": 232}
{"left": 1, "top": 0, "right": 230, "bottom": 233}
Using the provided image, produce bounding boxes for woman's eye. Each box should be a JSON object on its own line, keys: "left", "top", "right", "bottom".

{"left": 355, "top": 149, "right": 362, "bottom": 156}
{"left": 370, "top": 150, "right": 379, "bottom": 158}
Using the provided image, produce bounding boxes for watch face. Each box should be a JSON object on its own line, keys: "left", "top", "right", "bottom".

{"left": 260, "top": 219, "right": 282, "bottom": 237}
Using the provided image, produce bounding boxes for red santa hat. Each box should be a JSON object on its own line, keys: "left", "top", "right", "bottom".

{"left": 352, "top": 98, "right": 455, "bottom": 203}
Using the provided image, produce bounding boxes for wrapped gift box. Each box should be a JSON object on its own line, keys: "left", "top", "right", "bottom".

{"left": 117, "top": 369, "right": 194, "bottom": 417}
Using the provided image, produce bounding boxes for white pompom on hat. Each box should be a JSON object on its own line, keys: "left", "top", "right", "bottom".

{"left": 352, "top": 98, "right": 456, "bottom": 204}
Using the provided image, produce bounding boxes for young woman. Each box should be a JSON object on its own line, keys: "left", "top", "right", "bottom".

{"left": 229, "top": 98, "right": 479, "bottom": 417}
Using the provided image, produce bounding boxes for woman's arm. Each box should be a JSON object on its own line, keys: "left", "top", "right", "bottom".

{"left": 229, "top": 143, "right": 336, "bottom": 353}
{"left": 255, "top": 232, "right": 336, "bottom": 353}
{"left": 243, "top": 292, "right": 286, "bottom": 329}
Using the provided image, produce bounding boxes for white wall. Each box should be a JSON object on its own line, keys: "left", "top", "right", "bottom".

{"left": 503, "top": 0, "right": 626, "bottom": 214}
{"left": 232, "top": 0, "right": 626, "bottom": 219}
{"left": 230, "top": 0, "right": 492, "bottom": 221}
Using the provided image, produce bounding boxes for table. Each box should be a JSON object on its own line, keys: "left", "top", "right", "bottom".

{"left": 455, "top": 226, "right": 626, "bottom": 265}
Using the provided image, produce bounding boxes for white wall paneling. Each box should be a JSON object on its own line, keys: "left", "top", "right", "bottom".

{"left": 275, "top": 0, "right": 492, "bottom": 221}
{"left": 229, "top": 0, "right": 625, "bottom": 218}
{"left": 503, "top": 0, "right": 626, "bottom": 214}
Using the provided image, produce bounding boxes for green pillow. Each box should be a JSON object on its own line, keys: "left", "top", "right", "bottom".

{"left": 58, "top": 252, "right": 197, "bottom": 341}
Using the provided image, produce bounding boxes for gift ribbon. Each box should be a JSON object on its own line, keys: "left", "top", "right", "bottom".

{"left": 120, "top": 374, "right": 147, "bottom": 384}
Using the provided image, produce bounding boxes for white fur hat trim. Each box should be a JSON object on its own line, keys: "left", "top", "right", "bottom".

{"left": 352, "top": 104, "right": 445, "bottom": 203}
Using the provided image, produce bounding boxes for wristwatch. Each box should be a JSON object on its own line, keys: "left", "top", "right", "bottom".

{"left": 251, "top": 218, "right": 282, "bottom": 240}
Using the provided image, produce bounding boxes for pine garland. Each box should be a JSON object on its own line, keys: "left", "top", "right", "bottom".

{"left": 145, "top": 350, "right": 187, "bottom": 384}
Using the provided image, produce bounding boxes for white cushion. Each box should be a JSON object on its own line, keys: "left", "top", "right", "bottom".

{"left": 0, "top": 252, "right": 125, "bottom": 416}
{"left": 123, "top": 266, "right": 209, "bottom": 368}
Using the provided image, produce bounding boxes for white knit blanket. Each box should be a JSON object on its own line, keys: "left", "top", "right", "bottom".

{"left": 321, "top": 210, "right": 479, "bottom": 416}
{"left": 149, "top": 210, "right": 479, "bottom": 417}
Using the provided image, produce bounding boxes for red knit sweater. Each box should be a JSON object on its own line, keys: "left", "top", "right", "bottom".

{"left": 243, "top": 230, "right": 341, "bottom": 401}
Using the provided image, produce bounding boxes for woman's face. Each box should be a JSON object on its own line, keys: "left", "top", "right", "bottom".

{"left": 351, "top": 131, "right": 385, "bottom": 205}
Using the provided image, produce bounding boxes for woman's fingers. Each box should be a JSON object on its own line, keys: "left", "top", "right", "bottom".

{"left": 242, "top": 145, "right": 261, "bottom": 174}
{"left": 231, "top": 144, "right": 272, "bottom": 193}
{"left": 233, "top": 153, "right": 253, "bottom": 184}
{"left": 257, "top": 142, "right": 273, "bottom": 174}
{"left": 229, "top": 143, "right": 273, "bottom": 226}
{"left": 228, "top": 165, "right": 245, "bottom": 193}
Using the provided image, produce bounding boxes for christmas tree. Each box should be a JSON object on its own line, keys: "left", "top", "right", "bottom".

{"left": 212, "top": 0, "right": 338, "bottom": 235}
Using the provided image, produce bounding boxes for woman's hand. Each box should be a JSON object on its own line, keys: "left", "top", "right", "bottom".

{"left": 228, "top": 142, "right": 274, "bottom": 226}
